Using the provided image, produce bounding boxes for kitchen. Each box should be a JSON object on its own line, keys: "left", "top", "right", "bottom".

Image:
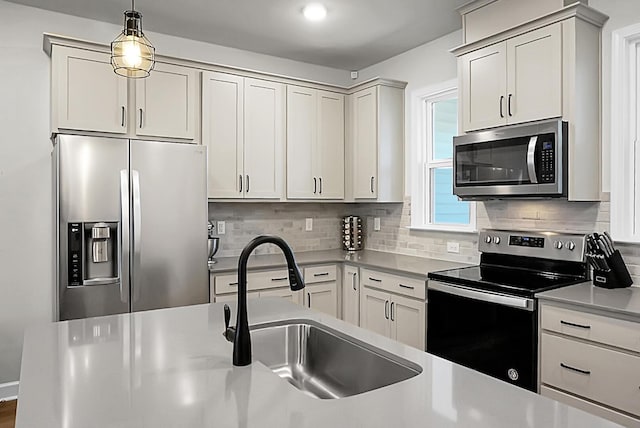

{"left": 1, "top": 0, "right": 640, "bottom": 426}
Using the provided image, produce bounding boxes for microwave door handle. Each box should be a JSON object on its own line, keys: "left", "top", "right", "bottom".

{"left": 527, "top": 136, "right": 538, "bottom": 184}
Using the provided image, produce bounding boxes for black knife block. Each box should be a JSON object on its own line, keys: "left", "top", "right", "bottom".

{"left": 592, "top": 250, "right": 633, "bottom": 289}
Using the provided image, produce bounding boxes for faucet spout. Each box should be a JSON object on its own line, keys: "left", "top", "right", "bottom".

{"left": 232, "top": 235, "right": 304, "bottom": 366}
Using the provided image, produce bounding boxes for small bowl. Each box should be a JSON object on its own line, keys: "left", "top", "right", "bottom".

{"left": 208, "top": 237, "right": 220, "bottom": 262}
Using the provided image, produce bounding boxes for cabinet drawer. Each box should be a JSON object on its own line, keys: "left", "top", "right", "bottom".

{"left": 214, "top": 268, "right": 290, "bottom": 294}
{"left": 541, "top": 304, "right": 640, "bottom": 353}
{"left": 541, "top": 333, "right": 640, "bottom": 417}
{"left": 361, "top": 268, "right": 425, "bottom": 300}
{"left": 304, "top": 265, "right": 337, "bottom": 284}
{"left": 214, "top": 273, "right": 240, "bottom": 295}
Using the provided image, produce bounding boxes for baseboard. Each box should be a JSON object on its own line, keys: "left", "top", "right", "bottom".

{"left": 0, "top": 381, "right": 18, "bottom": 401}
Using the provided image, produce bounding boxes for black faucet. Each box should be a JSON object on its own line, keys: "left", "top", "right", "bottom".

{"left": 223, "top": 235, "right": 305, "bottom": 366}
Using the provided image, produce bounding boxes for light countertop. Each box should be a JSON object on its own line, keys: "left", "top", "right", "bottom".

{"left": 209, "top": 249, "right": 470, "bottom": 278}
{"left": 537, "top": 282, "right": 640, "bottom": 319}
{"left": 17, "top": 300, "right": 620, "bottom": 428}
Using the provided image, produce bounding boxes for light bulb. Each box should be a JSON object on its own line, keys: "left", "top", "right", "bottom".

{"left": 303, "top": 3, "right": 327, "bottom": 21}
{"left": 122, "top": 37, "right": 142, "bottom": 68}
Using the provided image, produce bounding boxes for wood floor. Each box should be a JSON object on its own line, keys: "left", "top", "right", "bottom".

{"left": 0, "top": 400, "right": 17, "bottom": 428}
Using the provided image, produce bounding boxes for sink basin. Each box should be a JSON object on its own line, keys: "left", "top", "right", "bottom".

{"left": 250, "top": 319, "right": 422, "bottom": 399}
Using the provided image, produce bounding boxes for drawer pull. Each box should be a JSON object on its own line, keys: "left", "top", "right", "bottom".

{"left": 271, "top": 277, "right": 288, "bottom": 281}
{"left": 369, "top": 277, "right": 382, "bottom": 282}
{"left": 560, "top": 320, "right": 591, "bottom": 329}
{"left": 398, "top": 284, "right": 415, "bottom": 290}
{"left": 229, "top": 282, "right": 238, "bottom": 286}
{"left": 313, "top": 272, "right": 329, "bottom": 277}
{"left": 560, "top": 362, "right": 591, "bottom": 375}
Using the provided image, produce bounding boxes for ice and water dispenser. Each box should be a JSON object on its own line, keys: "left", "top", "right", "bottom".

{"left": 67, "top": 222, "right": 119, "bottom": 286}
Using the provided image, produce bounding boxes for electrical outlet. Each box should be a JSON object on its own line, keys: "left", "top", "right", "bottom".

{"left": 374, "top": 217, "right": 381, "bottom": 231}
{"left": 447, "top": 241, "right": 460, "bottom": 253}
{"left": 305, "top": 218, "right": 313, "bottom": 231}
{"left": 217, "top": 221, "right": 226, "bottom": 235}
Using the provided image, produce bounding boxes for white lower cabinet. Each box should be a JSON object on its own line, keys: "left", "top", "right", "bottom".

{"left": 342, "top": 265, "right": 360, "bottom": 326}
{"left": 359, "top": 269, "right": 426, "bottom": 350}
{"left": 301, "top": 265, "right": 338, "bottom": 317}
{"left": 540, "top": 302, "right": 640, "bottom": 427}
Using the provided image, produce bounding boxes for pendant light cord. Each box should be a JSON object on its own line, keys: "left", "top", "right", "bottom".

{"left": 131, "top": 0, "right": 135, "bottom": 11}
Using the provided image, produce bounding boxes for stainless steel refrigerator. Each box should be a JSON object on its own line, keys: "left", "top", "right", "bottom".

{"left": 54, "top": 135, "right": 209, "bottom": 321}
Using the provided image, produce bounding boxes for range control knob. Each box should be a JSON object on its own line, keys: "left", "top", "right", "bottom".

{"left": 565, "top": 241, "right": 576, "bottom": 251}
{"left": 493, "top": 236, "right": 501, "bottom": 244}
{"left": 554, "top": 241, "right": 563, "bottom": 250}
{"left": 485, "top": 236, "right": 492, "bottom": 244}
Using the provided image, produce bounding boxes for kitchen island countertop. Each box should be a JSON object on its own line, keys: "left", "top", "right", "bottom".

{"left": 209, "top": 249, "right": 471, "bottom": 278}
{"left": 17, "top": 299, "right": 621, "bottom": 428}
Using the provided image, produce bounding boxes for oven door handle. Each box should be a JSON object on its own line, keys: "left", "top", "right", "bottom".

{"left": 527, "top": 136, "right": 538, "bottom": 184}
{"left": 429, "top": 281, "right": 535, "bottom": 311}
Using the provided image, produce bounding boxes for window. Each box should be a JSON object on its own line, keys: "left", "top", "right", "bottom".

{"left": 411, "top": 80, "right": 476, "bottom": 232}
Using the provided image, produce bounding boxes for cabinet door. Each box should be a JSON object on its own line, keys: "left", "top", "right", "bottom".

{"left": 244, "top": 78, "right": 284, "bottom": 199}
{"left": 360, "top": 287, "right": 390, "bottom": 338}
{"left": 135, "top": 62, "right": 198, "bottom": 140}
{"left": 286, "top": 86, "right": 317, "bottom": 199}
{"left": 202, "top": 71, "right": 244, "bottom": 199}
{"left": 304, "top": 283, "right": 337, "bottom": 317}
{"left": 342, "top": 265, "right": 359, "bottom": 325}
{"left": 351, "top": 87, "right": 378, "bottom": 199}
{"left": 260, "top": 287, "right": 303, "bottom": 305}
{"left": 53, "top": 46, "right": 127, "bottom": 134}
{"left": 316, "top": 91, "right": 345, "bottom": 199}
{"left": 460, "top": 42, "right": 507, "bottom": 132}
{"left": 506, "top": 23, "right": 562, "bottom": 125}
{"left": 391, "top": 295, "right": 425, "bottom": 350}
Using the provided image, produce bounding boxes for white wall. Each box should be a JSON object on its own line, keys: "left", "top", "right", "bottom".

{"left": 0, "top": 0, "right": 350, "bottom": 386}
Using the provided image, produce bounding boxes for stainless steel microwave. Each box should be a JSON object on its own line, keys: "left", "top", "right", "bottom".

{"left": 453, "top": 119, "right": 568, "bottom": 200}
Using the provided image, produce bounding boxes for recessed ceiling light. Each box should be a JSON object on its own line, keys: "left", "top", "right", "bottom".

{"left": 303, "top": 3, "right": 327, "bottom": 22}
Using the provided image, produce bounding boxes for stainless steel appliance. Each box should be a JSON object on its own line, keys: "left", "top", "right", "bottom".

{"left": 427, "top": 229, "right": 588, "bottom": 392}
{"left": 342, "top": 216, "right": 363, "bottom": 251}
{"left": 54, "top": 135, "right": 209, "bottom": 321}
{"left": 453, "top": 119, "right": 568, "bottom": 199}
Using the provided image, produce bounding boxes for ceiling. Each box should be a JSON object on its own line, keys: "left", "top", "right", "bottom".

{"left": 8, "top": 0, "right": 467, "bottom": 70}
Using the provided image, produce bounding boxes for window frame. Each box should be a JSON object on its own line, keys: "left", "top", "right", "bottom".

{"left": 410, "top": 80, "right": 476, "bottom": 233}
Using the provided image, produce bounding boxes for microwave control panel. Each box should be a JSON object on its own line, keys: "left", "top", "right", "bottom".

{"left": 538, "top": 136, "right": 555, "bottom": 183}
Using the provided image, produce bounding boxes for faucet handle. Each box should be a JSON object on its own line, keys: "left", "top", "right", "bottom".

{"left": 223, "top": 304, "right": 235, "bottom": 342}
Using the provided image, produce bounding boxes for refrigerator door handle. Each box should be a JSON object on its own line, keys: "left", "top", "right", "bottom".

{"left": 132, "top": 170, "right": 142, "bottom": 303}
{"left": 120, "top": 170, "right": 130, "bottom": 304}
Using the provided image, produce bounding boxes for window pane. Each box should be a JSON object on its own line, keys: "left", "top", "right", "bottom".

{"left": 432, "top": 167, "right": 470, "bottom": 225}
{"left": 432, "top": 98, "right": 458, "bottom": 160}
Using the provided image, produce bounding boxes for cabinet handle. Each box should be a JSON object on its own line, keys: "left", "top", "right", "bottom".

{"left": 239, "top": 175, "right": 243, "bottom": 193}
{"left": 313, "top": 177, "right": 317, "bottom": 194}
{"left": 370, "top": 176, "right": 375, "bottom": 193}
{"left": 508, "top": 94, "right": 513, "bottom": 117}
{"left": 398, "top": 284, "right": 415, "bottom": 290}
{"left": 499, "top": 96, "right": 504, "bottom": 118}
{"left": 121, "top": 106, "right": 126, "bottom": 127}
{"left": 308, "top": 292, "right": 311, "bottom": 308}
{"left": 560, "top": 320, "right": 591, "bottom": 329}
{"left": 369, "top": 277, "right": 382, "bottom": 282}
{"left": 560, "top": 362, "right": 591, "bottom": 376}
{"left": 271, "top": 277, "right": 288, "bottom": 282}
{"left": 384, "top": 300, "right": 389, "bottom": 319}
{"left": 229, "top": 282, "right": 238, "bottom": 286}
{"left": 319, "top": 177, "right": 323, "bottom": 194}
{"left": 313, "top": 272, "right": 329, "bottom": 277}
{"left": 139, "top": 108, "right": 143, "bottom": 128}
{"left": 352, "top": 272, "right": 357, "bottom": 291}
{"left": 246, "top": 175, "right": 250, "bottom": 193}
{"left": 390, "top": 302, "right": 395, "bottom": 321}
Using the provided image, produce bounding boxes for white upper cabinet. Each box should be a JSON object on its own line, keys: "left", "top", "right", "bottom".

{"left": 201, "top": 71, "right": 244, "bottom": 199}
{"left": 346, "top": 83, "right": 405, "bottom": 202}
{"left": 203, "top": 73, "right": 284, "bottom": 200}
{"left": 135, "top": 62, "right": 198, "bottom": 140}
{"left": 460, "top": 22, "right": 562, "bottom": 132}
{"left": 52, "top": 46, "right": 127, "bottom": 134}
{"left": 286, "top": 85, "right": 344, "bottom": 200}
{"left": 243, "top": 78, "right": 285, "bottom": 199}
{"left": 51, "top": 46, "right": 199, "bottom": 141}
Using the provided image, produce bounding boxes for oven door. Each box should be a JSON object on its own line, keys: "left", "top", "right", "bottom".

{"left": 453, "top": 119, "right": 566, "bottom": 199}
{"left": 426, "top": 281, "right": 537, "bottom": 391}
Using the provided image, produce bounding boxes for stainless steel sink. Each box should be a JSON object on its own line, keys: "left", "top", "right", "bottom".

{"left": 250, "top": 320, "right": 422, "bottom": 399}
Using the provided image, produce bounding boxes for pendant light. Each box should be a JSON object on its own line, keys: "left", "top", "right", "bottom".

{"left": 110, "top": 0, "right": 155, "bottom": 78}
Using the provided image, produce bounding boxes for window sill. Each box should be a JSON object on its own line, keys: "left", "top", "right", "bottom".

{"left": 408, "top": 225, "right": 477, "bottom": 234}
